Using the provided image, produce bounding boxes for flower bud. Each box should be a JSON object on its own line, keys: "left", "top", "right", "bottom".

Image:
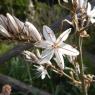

{"left": 25, "top": 21, "right": 41, "bottom": 42}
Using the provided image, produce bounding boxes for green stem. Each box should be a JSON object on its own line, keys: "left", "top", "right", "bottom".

{"left": 26, "top": 63, "right": 32, "bottom": 83}
{"left": 79, "top": 37, "right": 88, "bottom": 95}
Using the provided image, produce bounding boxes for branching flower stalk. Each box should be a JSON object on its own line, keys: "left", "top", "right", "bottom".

{"left": 79, "top": 37, "right": 87, "bottom": 95}
{"left": 71, "top": 0, "right": 95, "bottom": 95}
{"left": 49, "top": 64, "right": 81, "bottom": 84}
{"left": 26, "top": 63, "right": 32, "bottom": 82}
{"left": 75, "top": 8, "right": 86, "bottom": 95}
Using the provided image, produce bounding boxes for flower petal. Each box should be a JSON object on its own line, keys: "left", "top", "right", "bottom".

{"left": 90, "top": 18, "right": 95, "bottom": 23}
{"left": 43, "top": 25, "right": 56, "bottom": 42}
{"left": 35, "top": 65, "right": 49, "bottom": 79}
{"left": 41, "top": 70, "right": 48, "bottom": 79}
{"left": 47, "top": 61, "right": 52, "bottom": 65}
{"left": 41, "top": 72, "right": 46, "bottom": 79}
{"left": 54, "top": 49, "right": 64, "bottom": 69}
{"left": 57, "top": 28, "right": 71, "bottom": 43}
{"left": 60, "top": 43, "right": 79, "bottom": 56}
{"left": 41, "top": 49, "right": 54, "bottom": 58}
{"left": 87, "top": 3, "right": 91, "bottom": 15}
{"left": 38, "top": 49, "right": 54, "bottom": 64}
{"left": 83, "top": 0, "right": 88, "bottom": 8}
{"left": 76, "top": 0, "right": 87, "bottom": 9}
{"left": 35, "top": 41, "right": 53, "bottom": 49}
{"left": 79, "top": 0, "right": 84, "bottom": 8}
{"left": 90, "top": 9, "right": 95, "bottom": 17}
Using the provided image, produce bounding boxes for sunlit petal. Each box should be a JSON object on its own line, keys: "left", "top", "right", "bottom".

{"left": 35, "top": 41, "right": 53, "bottom": 49}
{"left": 41, "top": 70, "right": 50, "bottom": 79}
{"left": 83, "top": 0, "right": 88, "bottom": 8}
{"left": 90, "top": 18, "right": 95, "bottom": 23}
{"left": 57, "top": 28, "right": 71, "bottom": 43}
{"left": 60, "top": 43, "right": 79, "bottom": 56}
{"left": 87, "top": 3, "right": 91, "bottom": 15}
{"left": 79, "top": 0, "right": 84, "bottom": 8}
{"left": 43, "top": 25, "right": 56, "bottom": 42}
{"left": 90, "top": 9, "right": 95, "bottom": 17}
{"left": 35, "top": 65, "right": 50, "bottom": 79}
{"left": 41, "top": 73, "right": 45, "bottom": 79}
{"left": 54, "top": 49, "right": 64, "bottom": 69}
{"left": 47, "top": 61, "right": 52, "bottom": 65}
{"left": 41, "top": 49, "right": 53, "bottom": 58}
{"left": 38, "top": 49, "right": 54, "bottom": 64}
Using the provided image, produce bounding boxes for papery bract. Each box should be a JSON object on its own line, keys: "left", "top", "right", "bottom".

{"left": 25, "top": 21, "right": 42, "bottom": 41}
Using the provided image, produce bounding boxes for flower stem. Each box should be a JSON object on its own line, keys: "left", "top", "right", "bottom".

{"left": 26, "top": 63, "right": 32, "bottom": 83}
{"left": 50, "top": 65, "right": 81, "bottom": 84}
{"left": 79, "top": 37, "right": 88, "bottom": 95}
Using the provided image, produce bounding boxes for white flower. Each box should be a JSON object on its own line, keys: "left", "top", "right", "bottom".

{"left": 87, "top": 2, "right": 95, "bottom": 23}
{"left": 36, "top": 49, "right": 52, "bottom": 65}
{"left": 35, "top": 25, "right": 79, "bottom": 69}
{"left": 34, "top": 65, "right": 50, "bottom": 79}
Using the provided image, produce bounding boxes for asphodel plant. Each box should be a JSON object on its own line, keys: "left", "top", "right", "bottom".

{"left": 0, "top": 0, "right": 95, "bottom": 95}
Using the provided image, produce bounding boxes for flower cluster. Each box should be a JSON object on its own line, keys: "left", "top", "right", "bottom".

{"left": 23, "top": 0, "right": 95, "bottom": 80}
{"left": 73, "top": 0, "right": 95, "bottom": 24}
{"left": 23, "top": 25, "right": 79, "bottom": 79}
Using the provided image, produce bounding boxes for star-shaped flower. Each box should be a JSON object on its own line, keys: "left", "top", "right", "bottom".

{"left": 34, "top": 65, "right": 50, "bottom": 79}
{"left": 35, "top": 26, "right": 79, "bottom": 69}
{"left": 87, "top": 2, "right": 95, "bottom": 23}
